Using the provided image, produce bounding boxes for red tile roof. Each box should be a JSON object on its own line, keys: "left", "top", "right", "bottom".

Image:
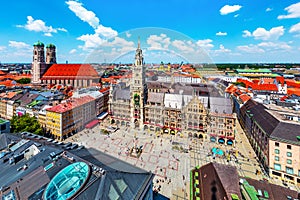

{"left": 261, "top": 78, "right": 274, "bottom": 84}
{"left": 46, "top": 95, "right": 95, "bottom": 113}
{"left": 287, "top": 88, "right": 300, "bottom": 96}
{"left": 225, "top": 84, "right": 238, "bottom": 93}
{"left": 0, "top": 74, "right": 31, "bottom": 81}
{"left": 285, "top": 79, "right": 300, "bottom": 88}
{"left": 99, "top": 87, "right": 109, "bottom": 93}
{"left": 251, "top": 84, "right": 278, "bottom": 91}
{"left": 0, "top": 80, "right": 19, "bottom": 87}
{"left": 239, "top": 94, "right": 251, "bottom": 103}
{"left": 0, "top": 91, "right": 18, "bottom": 99}
{"left": 41, "top": 64, "right": 99, "bottom": 80}
{"left": 237, "top": 78, "right": 278, "bottom": 91}
{"left": 276, "top": 76, "right": 285, "bottom": 85}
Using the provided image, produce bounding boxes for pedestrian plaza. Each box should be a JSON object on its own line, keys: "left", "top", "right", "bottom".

{"left": 65, "top": 118, "right": 287, "bottom": 199}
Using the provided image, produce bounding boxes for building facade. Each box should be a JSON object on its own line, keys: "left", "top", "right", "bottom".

{"left": 46, "top": 96, "right": 96, "bottom": 140}
{"left": 31, "top": 41, "right": 100, "bottom": 87}
{"left": 109, "top": 42, "right": 237, "bottom": 145}
{"left": 268, "top": 123, "right": 300, "bottom": 185}
{"left": 238, "top": 99, "right": 300, "bottom": 185}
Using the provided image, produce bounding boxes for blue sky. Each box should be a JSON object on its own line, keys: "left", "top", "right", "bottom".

{"left": 1, "top": 0, "right": 300, "bottom": 63}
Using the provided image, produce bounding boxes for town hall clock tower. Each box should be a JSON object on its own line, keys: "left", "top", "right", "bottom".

{"left": 130, "top": 38, "right": 146, "bottom": 130}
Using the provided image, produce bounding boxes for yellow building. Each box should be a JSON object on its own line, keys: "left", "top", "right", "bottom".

{"left": 0, "top": 100, "right": 7, "bottom": 119}
{"left": 46, "top": 95, "right": 96, "bottom": 140}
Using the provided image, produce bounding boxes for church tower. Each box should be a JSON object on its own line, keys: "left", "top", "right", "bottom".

{"left": 32, "top": 41, "right": 46, "bottom": 84}
{"left": 46, "top": 44, "right": 56, "bottom": 64}
{"left": 130, "top": 38, "right": 145, "bottom": 130}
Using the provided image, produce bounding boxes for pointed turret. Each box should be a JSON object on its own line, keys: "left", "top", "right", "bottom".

{"left": 135, "top": 36, "right": 143, "bottom": 66}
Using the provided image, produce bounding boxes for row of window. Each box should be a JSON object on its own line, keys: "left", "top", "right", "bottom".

{"left": 275, "top": 142, "right": 292, "bottom": 150}
{"left": 274, "top": 149, "right": 292, "bottom": 157}
{"left": 274, "top": 156, "right": 293, "bottom": 164}
{"left": 274, "top": 163, "right": 296, "bottom": 175}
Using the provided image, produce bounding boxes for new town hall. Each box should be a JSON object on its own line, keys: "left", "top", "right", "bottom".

{"left": 109, "top": 41, "right": 237, "bottom": 145}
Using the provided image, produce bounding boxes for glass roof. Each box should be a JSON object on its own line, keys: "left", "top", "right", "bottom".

{"left": 43, "top": 162, "right": 90, "bottom": 200}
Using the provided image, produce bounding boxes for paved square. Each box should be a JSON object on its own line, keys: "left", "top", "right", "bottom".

{"left": 65, "top": 119, "right": 276, "bottom": 199}
{"left": 148, "top": 155, "right": 159, "bottom": 164}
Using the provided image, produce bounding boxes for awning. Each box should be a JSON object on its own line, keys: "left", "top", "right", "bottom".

{"left": 97, "top": 112, "right": 108, "bottom": 120}
{"left": 85, "top": 119, "right": 99, "bottom": 129}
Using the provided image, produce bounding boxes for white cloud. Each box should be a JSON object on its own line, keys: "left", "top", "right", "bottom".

{"left": 289, "top": 22, "right": 300, "bottom": 33}
{"left": 69, "top": 49, "right": 77, "bottom": 54}
{"left": 126, "top": 32, "right": 131, "bottom": 38}
{"left": 250, "top": 26, "right": 284, "bottom": 40}
{"left": 242, "top": 30, "right": 252, "bottom": 37}
{"left": 0, "top": 46, "right": 6, "bottom": 51}
{"left": 16, "top": 16, "right": 67, "bottom": 36}
{"left": 172, "top": 40, "right": 194, "bottom": 53}
{"left": 57, "top": 28, "right": 67, "bottom": 32}
{"left": 100, "top": 37, "right": 135, "bottom": 54}
{"left": 258, "top": 42, "right": 291, "bottom": 50}
{"left": 234, "top": 14, "right": 239, "bottom": 18}
{"left": 95, "top": 25, "right": 117, "bottom": 38}
{"left": 66, "top": 0, "right": 99, "bottom": 28}
{"left": 220, "top": 5, "right": 242, "bottom": 15}
{"left": 237, "top": 44, "right": 265, "bottom": 53}
{"left": 66, "top": 0, "right": 118, "bottom": 50}
{"left": 8, "top": 41, "right": 30, "bottom": 49}
{"left": 147, "top": 34, "right": 171, "bottom": 50}
{"left": 215, "top": 44, "right": 231, "bottom": 53}
{"left": 216, "top": 31, "right": 227, "bottom": 36}
{"left": 77, "top": 33, "right": 107, "bottom": 50}
{"left": 196, "top": 39, "right": 214, "bottom": 49}
{"left": 266, "top": 7, "right": 273, "bottom": 12}
{"left": 278, "top": 2, "right": 300, "bottom": 19}
{"left": 44, "top": 33, "right": 52, "bottom": 37}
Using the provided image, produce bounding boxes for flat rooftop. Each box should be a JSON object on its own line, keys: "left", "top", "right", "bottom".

{"left": 0, "top": 133, "right": 154, "bottom": 200}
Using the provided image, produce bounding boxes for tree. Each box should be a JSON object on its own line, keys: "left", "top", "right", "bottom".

{"left": 16, "top": 78, "right": 31, "bottom": 84}
{"left": 10, "top": 114, "right": 43, "bottom": 135}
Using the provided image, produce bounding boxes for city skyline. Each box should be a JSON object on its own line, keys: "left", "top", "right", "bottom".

{"left": 1, "top": 1, "right": 300, "bottom": 63}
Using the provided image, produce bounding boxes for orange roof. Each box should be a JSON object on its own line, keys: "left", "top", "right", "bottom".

{"left": 285, "top": 79, "right": 300, "bottom": 88}
{"left": 237, "top": 78, "right": 278, "bottom": 91}
{"left": 46, "top": 95, "right": 95, "bottom": 113}
{"left": 0, "top": 74, "right": 31, "bottom": 81}
{"left": 251, "top": 84, "right": 278, "bottom": 91}
{"left": 0, "top": 80, "right": 19, "bottom": 87}
{"left": 0, "top": 70, "right": 6, "bottom": 76}
{"left": 99, "top": 87, "right": 109, "bottom": 93}
{"left": 41, "top": 64, "right": 99, "bottom": 80}
{"left": 276, "top": 76, "right": 285, "bottom": 84}
{"left": 239, "top": 94, "right": 251, "bottom": 103}
{"left": 0, "top": 91, "right": 18, "bottom": 99}
{"left": 261, "top": 78, "right": 274, "bottom": 84}
{"left": 287, "top": 88, "right": 300, "bottom": 96}
{"left": 225, "top": 84, "right": 238, "bottom": 93}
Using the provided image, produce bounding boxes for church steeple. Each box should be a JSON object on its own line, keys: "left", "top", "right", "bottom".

{"left": 135, "top": 36, "right": 143, "bottom": 66}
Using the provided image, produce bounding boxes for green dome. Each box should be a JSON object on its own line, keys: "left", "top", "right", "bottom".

{"left": 33, "top": 41, "right": 44, "bottom": 47}
{"left": 46, "top": 43, "right": 56, "bottom": 48}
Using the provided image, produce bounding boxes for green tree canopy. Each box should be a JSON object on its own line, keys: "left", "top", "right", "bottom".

{"left": 10, "top": 114, "right": 43, "bottom": 135}
{"left": 16, "top": 78, "right": 31, "bottom": 84}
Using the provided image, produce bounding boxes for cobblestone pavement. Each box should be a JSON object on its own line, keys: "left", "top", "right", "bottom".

{"left": 66, "top": 120, "right": 191, "bottom": 199}
{"left": 190, "top": 120, "right": 267, "bottom": 181}
{"left": 65, "top": 118, "right": 299, "bottom": 199}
